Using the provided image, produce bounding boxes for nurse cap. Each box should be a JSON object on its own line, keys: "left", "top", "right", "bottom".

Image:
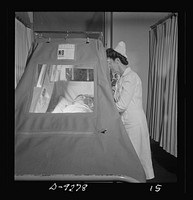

{"left": 114, "top": 41, "right": 127, "bottom": 58}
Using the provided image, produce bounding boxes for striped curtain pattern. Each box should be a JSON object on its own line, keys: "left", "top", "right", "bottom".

{"left": 15, "top": 18, "right": 34, "bottom": 88}
{"left": 146, "top": 14, "right": 178, "bottom": 157}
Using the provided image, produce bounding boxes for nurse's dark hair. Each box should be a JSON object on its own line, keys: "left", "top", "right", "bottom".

{"left": 106, "top": 48, "right": 128, "bottom": 65}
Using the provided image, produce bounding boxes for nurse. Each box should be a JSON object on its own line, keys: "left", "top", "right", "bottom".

{"left": 106, "top": 41, "right": 154, "bottom": 180}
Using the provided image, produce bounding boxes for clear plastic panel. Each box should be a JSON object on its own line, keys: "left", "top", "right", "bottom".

{"left": 29, "top": 64, "right": 94, "bottom": 113}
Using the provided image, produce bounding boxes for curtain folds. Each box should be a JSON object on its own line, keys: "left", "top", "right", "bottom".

{"left": 15, "top": 18, "right": 34, "bottom": 88}
{"left": 146, "top": 14, "right": 178, "bottom": 157}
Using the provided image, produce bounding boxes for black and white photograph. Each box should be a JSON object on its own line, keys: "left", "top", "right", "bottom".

{"left": 8, "top": 11, "right": 186, "bottom": 194}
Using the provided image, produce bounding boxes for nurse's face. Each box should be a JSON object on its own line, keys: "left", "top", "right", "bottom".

{"left": 107, "top": 58, "right": 120, "bottom": 74}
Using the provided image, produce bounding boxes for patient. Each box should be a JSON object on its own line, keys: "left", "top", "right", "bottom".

{"left": 52, "top": 94, "right": 94, "bottom": 113}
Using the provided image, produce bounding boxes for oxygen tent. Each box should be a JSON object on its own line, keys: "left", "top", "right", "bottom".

{"left": 15, "top": 35, "right": 146, "bottom": 182}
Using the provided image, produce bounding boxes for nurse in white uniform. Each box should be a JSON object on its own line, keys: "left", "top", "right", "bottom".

{"left": 106, "top": 42, "right": 154, "bottom": 180}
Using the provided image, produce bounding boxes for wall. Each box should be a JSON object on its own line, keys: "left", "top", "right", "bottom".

{"left": 33, "top": 12, "right": 105, "bottom": 43}
{"left": 112, "top": 12, "right": 169, "bottom": 113}
{"left": 33, "top": 12, "right": 104, "bottom": 32}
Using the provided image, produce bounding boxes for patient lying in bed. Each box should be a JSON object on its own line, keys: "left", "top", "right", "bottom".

{"left": 52, "top": 94, "right": 94, "bottom": 113}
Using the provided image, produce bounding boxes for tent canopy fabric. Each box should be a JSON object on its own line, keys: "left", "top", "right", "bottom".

{"left": 15, "top": 37, "right": 146, "bottom": 182}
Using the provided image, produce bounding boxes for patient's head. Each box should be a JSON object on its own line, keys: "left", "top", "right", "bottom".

{"left": 74, "top": 94, "right": 94, "bottom": 110}
{"left": 74, "top": 94, "right": 85, "bottom": 104}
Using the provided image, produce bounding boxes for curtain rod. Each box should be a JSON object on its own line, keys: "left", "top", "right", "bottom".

{"left": 150, "top": 12, "right": 178, "bottom": 29}
{"left": 35, "top": 31, "right": 103, "bottom": 35}
{"left": 34, "top": 31, "right": 104, "bottom": 42}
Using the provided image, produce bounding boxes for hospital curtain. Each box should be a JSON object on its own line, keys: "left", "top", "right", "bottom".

{"left": 146, "top": 14, "right": 178, "bottom": 157}
{"left": 15, "top": 18, "right": 34, "bottom": 88}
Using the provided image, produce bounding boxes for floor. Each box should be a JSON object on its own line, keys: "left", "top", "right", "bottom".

{"left": 147, "top": 139, "right": 177, "bottom": 183}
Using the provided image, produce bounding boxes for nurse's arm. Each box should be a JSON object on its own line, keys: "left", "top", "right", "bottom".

{"left": 115, "top": 74, "right": 137, "bottom": 112}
